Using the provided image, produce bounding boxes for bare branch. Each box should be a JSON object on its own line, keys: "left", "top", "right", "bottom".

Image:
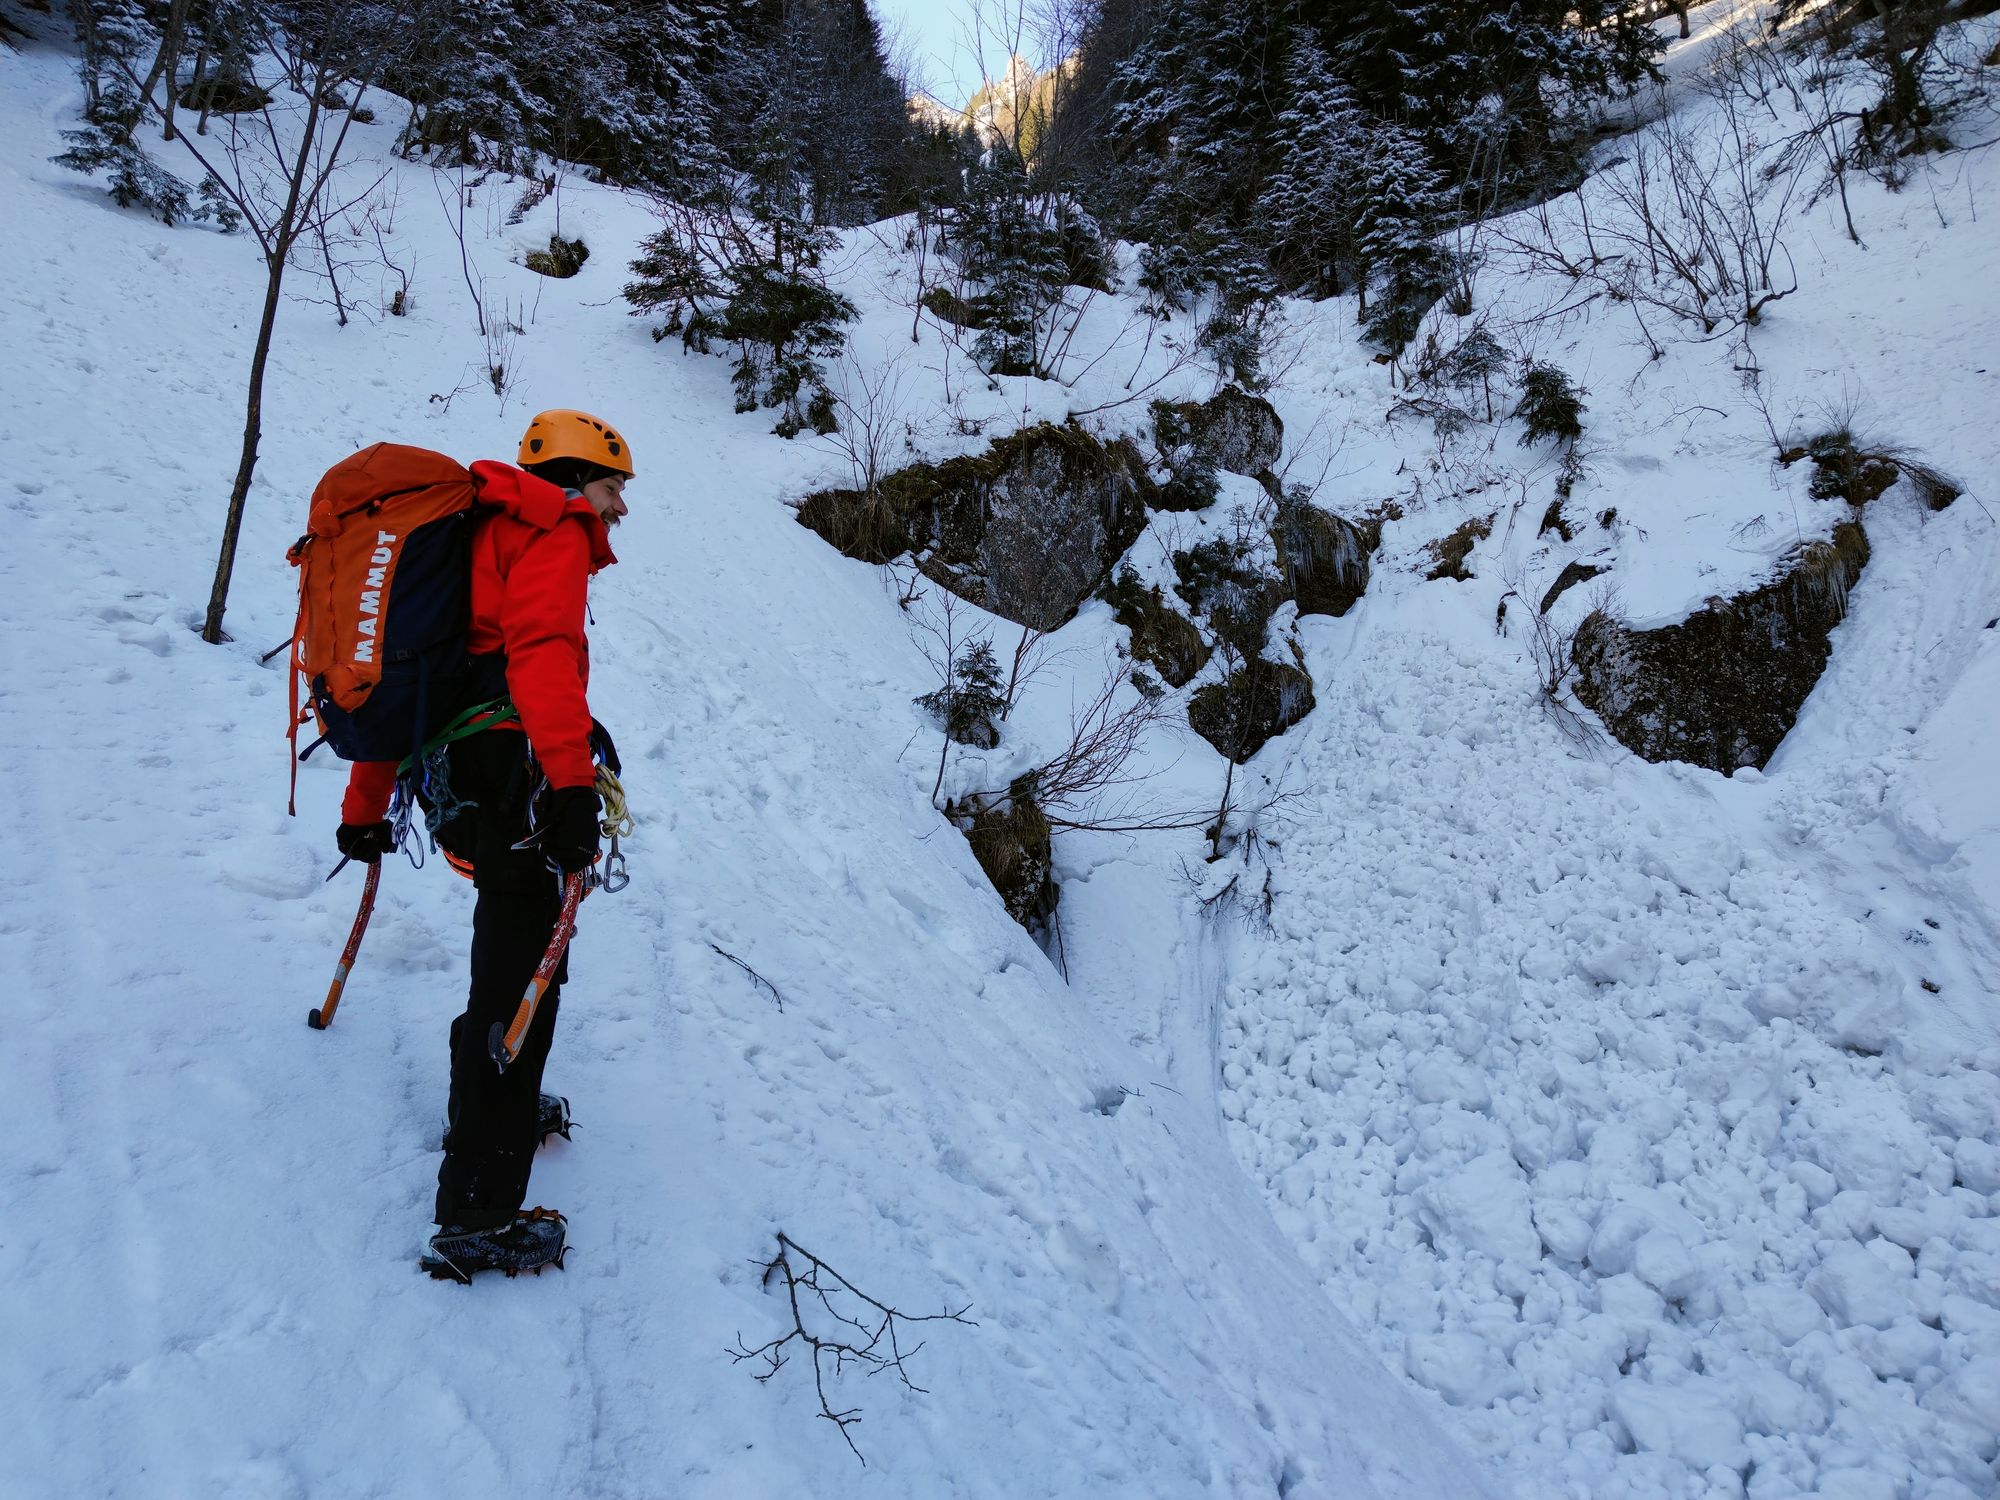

{"left": 731, "top": 1231, "right": 974, "bottom": 1464}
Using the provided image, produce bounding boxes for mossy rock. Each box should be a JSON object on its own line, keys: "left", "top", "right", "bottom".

{"left": 1188, "top": 661, "right": 1316, "bottom": 763}
{"left": 953, "top": 778, "right": 1058, "bottom": 933}
{"left": 1573, "top": 521, "right": 1868, "bottom": 772}
{"left": 1272, "top": 501, "right": 1369, "bottom": 618}
{"left": 1149, "top": 387, "right": 1285, "bottom": 513}
{"left": 799, "top": 421, "right": 1155, "bottom": 630}
{"left": 524, "top": 234, "right": 589, "bottom": 278}
{"left": 920, "top": 284, "right": 984, "bottom": 329}
{"left": 1780, "top": 431, "right": 1960, "bottom": 511}
{"left": 794, "top": 484, "right": 913, "bottom": 564}
{"left": 1100, "top": 568, "right": 1211, "bottom": 687}
{"left": 179, "top": 76, "right": 272, "bottom": 113}
{"left": 1425, "top": 513, "right": 1495, "bottom": 582}
{"left": 1172, "top": 537, "right": 1283, "bottom": 659}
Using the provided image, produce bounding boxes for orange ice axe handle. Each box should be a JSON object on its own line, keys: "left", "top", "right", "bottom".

{"left": 309, "top": 860, "right": 381, "bottom": 1030}
{"left": 489, "top": 872, "right": 587, "bottom": 1073}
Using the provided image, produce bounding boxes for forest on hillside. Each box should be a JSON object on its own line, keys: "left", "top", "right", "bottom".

{"left": 55, "top": 0, "right": 1976, "bottom": 448}
{"left": 48, "top": 0, "right": 1983, "bottom": 647}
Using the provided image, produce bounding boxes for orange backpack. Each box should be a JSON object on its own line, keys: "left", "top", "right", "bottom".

{"left": 286, "top": 444, "right": 484, "bottom": 809}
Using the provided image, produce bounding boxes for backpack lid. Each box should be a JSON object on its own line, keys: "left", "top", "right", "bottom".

{"left": 303, "top": 444, "right": 474, "bottom": 540}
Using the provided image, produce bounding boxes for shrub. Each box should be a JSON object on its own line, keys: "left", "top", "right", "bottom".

{"left": 1149, "top": 399, "right": 1221, "bottom": 511}
{"left": 915, "top": 639, "right": 1005, "bottom": 748}
{"left": 1515, "top": 360, "right": 1586, "bottom": 447}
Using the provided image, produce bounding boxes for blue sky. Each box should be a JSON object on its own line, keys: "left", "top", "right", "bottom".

{"left": 872, "top": 0, "right": 991, "bottom": 110}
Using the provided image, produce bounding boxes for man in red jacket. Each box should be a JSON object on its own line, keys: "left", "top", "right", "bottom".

{"left": 335, "top": 409, "right": 630, "bottom": 1279}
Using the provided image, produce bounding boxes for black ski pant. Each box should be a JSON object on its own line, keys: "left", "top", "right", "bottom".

{"left": 434, "top": 729, "right": 571, "bottom": 1229}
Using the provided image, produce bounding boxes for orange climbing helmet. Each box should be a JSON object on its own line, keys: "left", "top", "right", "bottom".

{"left": 517, "top": 409, "right": 635, "bottom": 476}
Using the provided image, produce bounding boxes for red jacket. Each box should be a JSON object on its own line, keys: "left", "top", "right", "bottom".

{"left": 341, "top": 461, "right": 616, "bottom": 824}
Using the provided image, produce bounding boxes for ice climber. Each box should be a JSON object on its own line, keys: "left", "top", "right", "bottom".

{"left": 334, "top": 409, "right": 631, "bottom": 1281}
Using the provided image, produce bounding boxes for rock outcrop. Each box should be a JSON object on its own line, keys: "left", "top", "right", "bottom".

{"left": 1151, "top": 387, "right": 1285, "bottom": 509}
{"left": 798, "top": 421, "right": 1156, "bottom": 629}
{"left": 1273, "top": 501, "right": 1370, "bottom": 618}
{"left": 1573, "top": 522, "right": 1869, "bottom": 772}
{"left": 1188, "top": 661, "right": 1316, "bottom": 763}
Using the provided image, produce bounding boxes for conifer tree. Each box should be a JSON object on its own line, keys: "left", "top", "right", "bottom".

{"left": 56, "top": 0, "right": 254, "bottom": 224}
{"left": 1106, "top": 0, "right": 1288, "bottom": 306}
{"left": 683, "top": 92, "right": 856, "bottom": 436}
{"left": 1354, "top": 125, "right": 1451, "bottom": 360}
{"left": 1262, "top": 34, "right": 1369, "bottom": 298}
{"left": 956, "top": 145, "right": 1068, "bottom": 379}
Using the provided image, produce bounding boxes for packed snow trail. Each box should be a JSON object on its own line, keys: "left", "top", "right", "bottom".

{"left": 0, "top": 29, "right": 1496, "bottom": 1500}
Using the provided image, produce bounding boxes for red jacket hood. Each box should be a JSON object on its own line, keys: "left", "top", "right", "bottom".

{"left": 469, "top": 459, "right": 618, "bottom": 571}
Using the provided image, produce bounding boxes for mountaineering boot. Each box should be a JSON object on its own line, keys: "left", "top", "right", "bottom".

{"left": 420, "top": 1208, "right": 567, "bottom": 1282}
{"left": 537, "top": 1092, "right": 573, "bottom": 1146}
{"left": 438, "top": 1093, "right": 572, "bottom": 1151}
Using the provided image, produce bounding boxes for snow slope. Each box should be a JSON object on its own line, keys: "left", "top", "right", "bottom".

{"left": 4, "top": 8, "right": 1999, "bottom": 1500}
{"left": 0, "top": 25, "right": 1495, "bottom": 1500}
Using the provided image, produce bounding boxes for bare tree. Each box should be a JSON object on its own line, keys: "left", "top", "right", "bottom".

{"left": 113, "top": 1, "right": 400, "bottom": 642}
{"left": 817, "top": 350, "right": 917, "bottom": 500}
{"left": 1019, "top": 658, "right": 1196, "bottom": 834}
{"left": 1500, "top": 577, "right": 1612, "bottom": 748}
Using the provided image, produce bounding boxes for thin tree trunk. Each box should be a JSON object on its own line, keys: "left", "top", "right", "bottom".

{"left": 189, "top": 44, "right": 211, "bottom": 134}
{"left": 143, "top": 0, "right": 193, "bottom": 141}
{"left": 320, "top": 220, "right": 348, "bottom": 326}
{"left": 160, "top": 0, "right": 187, "bottom": 141}
{"left": 202, "top": 259, "right": 286, "bottom": 643}
{"left": 202, "top": 85, "right": 327, "bottom": 644}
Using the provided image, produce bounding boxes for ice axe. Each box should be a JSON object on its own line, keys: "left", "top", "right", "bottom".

{"left": 308, "top": 860, "right": 382, "bottom": 1030}
{"left": 489, "top": 871, "right": 588, "bottom": 1073}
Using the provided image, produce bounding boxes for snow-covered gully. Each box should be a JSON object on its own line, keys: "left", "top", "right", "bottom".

{"left": 1213, "top": 589, "right": 2000, "bottom": 1499}
{"left": 6, "top": 2, "right": 1999, "bottom": 1497}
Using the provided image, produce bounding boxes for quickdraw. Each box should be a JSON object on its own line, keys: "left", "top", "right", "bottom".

{"left": 595, "top": 764, "right": 633, "bottom": 894}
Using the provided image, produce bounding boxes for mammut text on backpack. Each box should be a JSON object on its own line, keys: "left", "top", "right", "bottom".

{"left": 355, "top": 528, "right": 400, "bottom": 663}
{"left": 288, "top": 445, "right": 482, "bottom": 769}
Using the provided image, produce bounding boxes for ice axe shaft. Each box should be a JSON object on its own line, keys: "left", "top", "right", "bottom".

{"left": 308, "top": 861, "right": 381, "bottom": 1030}
{"left": 489, "top": 872, "right": 587, "bottom": 1072}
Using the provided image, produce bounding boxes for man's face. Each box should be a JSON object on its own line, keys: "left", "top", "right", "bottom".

{"left": 583, "top": 472, "right": 629, "bottom": 528}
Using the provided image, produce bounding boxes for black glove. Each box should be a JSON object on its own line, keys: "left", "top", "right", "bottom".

{"left": 336, "top": 821, "right": 397, "bottom": 865}
{"left": 540, "top": 785, "right": 602, "bottom": 874}
{"left": 589, "top": 718, "right": 622, "bottom": 776}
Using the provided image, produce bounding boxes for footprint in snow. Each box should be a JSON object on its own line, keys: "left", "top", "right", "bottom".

{"left": 213, "top": 837, "right": 321, "bottom": 901}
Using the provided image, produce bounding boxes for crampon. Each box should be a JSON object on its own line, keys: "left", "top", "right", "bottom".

{"left": 420, "top": 1207, "right": 568, "bottom": 1283}
{"left": 536, "top": 1092, "right": 573, "bottom": 1146}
